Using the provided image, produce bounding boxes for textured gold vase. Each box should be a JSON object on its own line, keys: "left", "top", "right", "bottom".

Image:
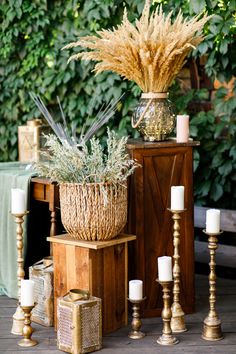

{"left": 132, "top": 92, "right": 175, "bottom": 142}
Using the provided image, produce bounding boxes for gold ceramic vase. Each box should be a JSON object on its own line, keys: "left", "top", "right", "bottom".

{"left": 132, "top": 92, "right": 175, "bottom": 142}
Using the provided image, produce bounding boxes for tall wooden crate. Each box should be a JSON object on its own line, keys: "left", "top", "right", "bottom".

{"left": 127, "top": 139, "right": 199, "bottom": 317}
{"left": 47, "top": 233, "right": 136, "bottom": 334}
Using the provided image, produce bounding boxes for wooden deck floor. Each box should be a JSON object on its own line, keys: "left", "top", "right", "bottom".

{"left": 0, "top": 274, "right": 235, "bottom": 354}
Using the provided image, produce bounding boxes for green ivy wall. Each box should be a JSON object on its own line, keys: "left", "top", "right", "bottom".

{"left": 0, "top": 0, "right": 235, "bottom": 208}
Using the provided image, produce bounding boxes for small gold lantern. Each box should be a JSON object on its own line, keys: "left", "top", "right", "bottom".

{"left": 57, "top": 290, "right": 102, "bottom": 354}
{"left": 29, "top": 257, "right": 54, "bottom": 326}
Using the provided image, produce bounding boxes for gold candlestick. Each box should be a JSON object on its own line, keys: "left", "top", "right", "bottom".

{"left": 202, "top": 230, "right": 223, "bottom": 341}
{"left": 18, "top": 304, "right": 38, "bottom": 347}
{"left": 11, "top": 211, "right": 28, "bottom": 335}
{"left": 168, "top": 209, "right": 187, "bottom": 333}
{"left": 156, "top": 280, "right": 179, "bottom": 345}
{"left": 128, "top": 297, "right": 146, "bottom": 339}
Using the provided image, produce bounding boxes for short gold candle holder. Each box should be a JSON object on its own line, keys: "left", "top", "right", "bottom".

{"left": 11, "top": 211, "right": 29, "bottom": 335}
{"left": 128, "top": 297, "right": 146, "bottom": 339}
{"left": 202, "top": 230, "right": 223, "bottom": 341}
{"left": 168, "top": 208, "right": 187, "bottom": 333}
{"left": 156, "top": 279, "right": 179, "bottom": 345}
{"left": 18, "top": 304, "right": 38, "bottom": 347}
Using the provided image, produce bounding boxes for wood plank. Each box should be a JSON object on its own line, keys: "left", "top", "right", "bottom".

{"left": 74, "top": 246, "right": 90, "bottom": 289}
{"left": 0, "top": 297, "right": 16, "bottom": 308}
{"left": 47, "top": 233, "right": 136, "bottom": 249}
{"left": 194, "top": 206, "right": 236, "bottom": 232}
{"left": 53, "top": 242, "right": 67, "bottom": 327}
{"left": 1, "top": 275, "right": 236, "bottom": 353}
{"left": 195, "top": 240, "right": 236, "bottom": 268}
{"left": 126, "top": 138, "right": 200, "bottom": 149}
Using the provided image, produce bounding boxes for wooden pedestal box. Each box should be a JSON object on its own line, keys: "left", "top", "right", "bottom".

{"left": 127, "top": 139, "right": 199, "bottom": 317}
{"left": 47, "top": 233, "right": 136, "bottom": 334}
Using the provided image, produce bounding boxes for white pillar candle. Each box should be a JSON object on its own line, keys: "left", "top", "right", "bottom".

{"left": 176, "top": 115, "right": 189, "bottom": 143}
{"left": 171, "top": 186, "right": 185, "bottom": 211}
{"left": 129, "top": 280, "right": 143, "bottom": 300}
{"left": 21, "top": 280, "right": 34, "bottom": 306}
{"left": 158, "top": 256, "right": 173, "bottom": 281}
{"left": 206, "top": 209, "right": 221, "bottom": 233}
{"left": 11, "top": 188, "right": 26, "bottom": 214}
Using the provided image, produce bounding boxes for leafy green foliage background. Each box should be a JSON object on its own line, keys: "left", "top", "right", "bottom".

{"left": 0, "top": 0, "right": 235, "bottom": 208}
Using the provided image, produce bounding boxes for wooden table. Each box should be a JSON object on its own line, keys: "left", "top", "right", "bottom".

{"left": 30, "top": 177, "right": 60, "bottom": 236}
{"left": 47, "top": 233, "right": 136, "bottom": 334}
{"left": 127, "top": 138, "right": 200, "bottom": 317}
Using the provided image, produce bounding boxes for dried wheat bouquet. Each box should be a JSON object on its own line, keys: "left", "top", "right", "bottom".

{"left": 63, "top": 0, "right": 211, "bottom": 93}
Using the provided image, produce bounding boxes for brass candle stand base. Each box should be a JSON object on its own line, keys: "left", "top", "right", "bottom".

{"left": 156, "top": 280, "right": 178, "bottom": 345}
{"left": 11, "top": 211, "right": 28, "bottom": 335}
{"left": 202, "top": 230, "right": 223, "bottom": 341}
{"left": 168, "top": 208, "right": 187, "bottom": 333}
{"left": 128, "top": 297, "right": 146, "bottom": 339}
{"left": 202, "top": 318, "right": 223, "bottom": 341}
{"left": 18, "top": 304, "right": 38, "bottom": 347}
{"left": 11, "top": 305, "right": 25, "bottom": 335}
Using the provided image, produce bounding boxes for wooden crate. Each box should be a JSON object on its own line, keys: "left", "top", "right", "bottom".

{"left": 47, "top": 233, "right": 136, "bottom": 334}
{"left": 127, "top": 139, "right": 199, "bottom": 317}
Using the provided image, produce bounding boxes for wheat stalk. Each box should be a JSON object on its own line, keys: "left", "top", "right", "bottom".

{"left": 63, "top": 0, "right": 211, "bottom": 92}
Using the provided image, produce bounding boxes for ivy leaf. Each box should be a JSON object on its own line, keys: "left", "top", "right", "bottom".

{"left": 210, "top": 183, "right": 224, "bottom": 201}
{"left": 219, "top": 40, "right": 228, "bottom": 55}
{"left": 189, "top": 0, "right": 206, "bottom": 14}
{"left": 218, "top": 161, "right": 232, "bottom": 177}
{"left": 229, "top": 146, "right": 236, "bottom": 160}
{"left": 214, "top": 122, "right": 226, "bottom": 138}
{"left": 211, "top": 154, "right": 223, "bottom": 168}
{"left": 198, "top": 180, "right": 211, "bottom": 197}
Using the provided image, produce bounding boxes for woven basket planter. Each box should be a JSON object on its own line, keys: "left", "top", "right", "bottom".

{"left": 59, "top": 182, "right": 127, "bottom": 241}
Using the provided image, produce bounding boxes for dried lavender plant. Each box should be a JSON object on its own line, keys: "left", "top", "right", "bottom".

{"left": 36, "top": 129, "right": 139, "bottom": 185}
{"left": 63, "top": 0, "right": 211, "bottom": 92}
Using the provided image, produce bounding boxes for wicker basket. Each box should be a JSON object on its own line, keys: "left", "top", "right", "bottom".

{"left": 59, "top": 182, "right": 127, "bottom": 241}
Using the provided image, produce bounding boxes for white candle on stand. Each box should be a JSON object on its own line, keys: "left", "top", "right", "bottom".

{"left": 206, "top": 209, "right": 221, "bottom": 233}
{"left": 171, "top": 186, "right": 185, "bottom": 211}
{"left": 21, "top": 280, "right": 34, "bottom": 306}
{"left": 176, "top": 115, "right": 189, "bottom": 143}
{"left": 158, "top": 256, "right": 173, "bottom": 281}
{"left": 129, "top": 280, "right": 143, "bottom": 300}
{"left": 11, "top": 188, "right": 26, "bottom": 214}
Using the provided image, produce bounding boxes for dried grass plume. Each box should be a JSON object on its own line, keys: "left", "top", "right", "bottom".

{"left": 63, "top": 0, "right": 211, "bottom": 92}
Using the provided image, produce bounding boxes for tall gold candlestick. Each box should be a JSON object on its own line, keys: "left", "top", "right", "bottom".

{"left": 18, "top": 304, "right": 38, "bottom": 347}
{"left": 156, "top": 280, "right": 178, "bottom": 345}
{"left": 11, "top": 211, "right": 28, "bottom": 335}
{"left": 168, "top": 209, "right": 187, "bottom": 333}
{"left": 202, "top": 230, "right": 223, "bottom": 341}
{"left": 128, "top": 297, "right": 146, "bottom": 339}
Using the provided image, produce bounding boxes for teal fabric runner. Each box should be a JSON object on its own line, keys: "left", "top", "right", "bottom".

{"left": 0, "top": 162, "right": 36, "bottom": 298}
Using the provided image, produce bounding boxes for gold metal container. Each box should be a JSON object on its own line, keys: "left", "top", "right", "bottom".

{"left": 57, "top": 291, "right": 102, "bottom": 354}
{"left": 132, "top": 92, "right": 175, "bottom": 141}
{"left": 29, "top": 257, "right": 54, "bottom": 326}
